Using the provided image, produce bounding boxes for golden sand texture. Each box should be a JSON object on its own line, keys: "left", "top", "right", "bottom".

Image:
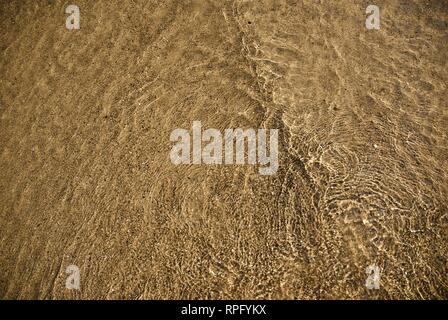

{"left": 0, "top": 0, "right": 447, "bottom": 299}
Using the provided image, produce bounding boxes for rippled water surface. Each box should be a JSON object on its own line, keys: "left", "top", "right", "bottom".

{"left": 0, "top": 0, "right": 447, "bottom": 299}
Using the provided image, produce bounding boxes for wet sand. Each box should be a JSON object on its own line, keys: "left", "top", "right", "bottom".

{"left": 0, "top": 0, "right": 447, "bottom": 299}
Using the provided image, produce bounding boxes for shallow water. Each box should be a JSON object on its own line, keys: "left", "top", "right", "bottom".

{"left": 0, "top": 0, "right": 447, "bottom": 299}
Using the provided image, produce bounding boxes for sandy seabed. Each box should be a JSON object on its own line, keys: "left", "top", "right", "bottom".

{"left": 0, "top": 0, "right": 447, "bottom": 299}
